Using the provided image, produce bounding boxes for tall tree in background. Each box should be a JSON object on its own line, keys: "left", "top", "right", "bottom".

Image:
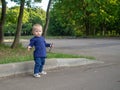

{"left": 0, "top": 0, "right": 6, "bottom": 44}
{"left": 11, "top": 0, "right": 25, "bottom": 48}
{"left": 11, "top": 0, "right": 42, "bottom": 48}
{"left": 42, "top": 0, "right": 52, "bottom": 37}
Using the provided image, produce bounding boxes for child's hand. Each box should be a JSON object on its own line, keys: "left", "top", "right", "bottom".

{"left": 49, "top": 43, "right": 54, "bottom": 52}
{"left": 50, "top": 43, "right": 54, "bottom": 48}
{"left": 27, "top": 46, "right": 32, "bottom": 51}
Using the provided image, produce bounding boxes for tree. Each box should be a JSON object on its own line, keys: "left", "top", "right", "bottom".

{"left": 42, "top": 0, "right": 52, "bottom": 37}
{"left": 11, "top": 0, "right": 25, "bottom": 48}
{"left": 0, "top": 0, "right": 6, "bottom": 44}
{"left": 11, "top": 0, "right": 42, "bottom": 48}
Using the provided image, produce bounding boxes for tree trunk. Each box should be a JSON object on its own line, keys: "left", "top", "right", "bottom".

{"left": 85, "top": 19, "right": 90, "bottom": 36}
{"left": 102, "top": 21, "right": 106, "bottom": 36}
{"left": 82, "top": 1, "right": 90, "bottom": 36}
{"left": 0, "top": 0, "right": 6, "bottom": 44}
{"left": 42, "top": 0, "right": 52, "bottom": 37}
{"left": 11, "top": 0, "right": 25, "bottom": 48}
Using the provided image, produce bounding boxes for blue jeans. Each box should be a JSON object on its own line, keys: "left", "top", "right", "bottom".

{"left": 34, "top": 57, "right": 45, "bottom": 74}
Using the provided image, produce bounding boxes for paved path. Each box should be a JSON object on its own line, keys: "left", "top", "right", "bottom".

{"left": 0, "top": 64, "right": 120, "bottom": 90}
{"left": 49, "top": 39, "right": 120, "bottom": 63}
{"left": 1, "top": 38, "right": 120, "bottom": 90}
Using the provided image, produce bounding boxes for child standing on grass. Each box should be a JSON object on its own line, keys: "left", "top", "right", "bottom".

{"left": 28, "top": 24, "right": 53, "bottom": 78}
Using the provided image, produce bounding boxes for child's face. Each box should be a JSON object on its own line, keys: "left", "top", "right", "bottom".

{"left": 33, "top": 27, "right": 43, "bottom": 37}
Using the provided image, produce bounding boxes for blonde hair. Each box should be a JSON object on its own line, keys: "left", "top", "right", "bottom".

{"left": 32, "top": 24, "right": 43, "bottom": 33}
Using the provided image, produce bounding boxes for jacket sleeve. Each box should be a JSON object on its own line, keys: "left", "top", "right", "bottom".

{"left": 29, "top": 38, "right": 35, "bottom": 47}
{"left": 44, "top": 40, "right": 51, "bottom": 47}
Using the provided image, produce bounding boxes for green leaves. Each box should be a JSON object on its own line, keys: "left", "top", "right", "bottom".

{"left": 48, "top": 0, "right": 120, "bottom": 37}
{"left": 4, "top": 7, "right": 46, "bottom": 36}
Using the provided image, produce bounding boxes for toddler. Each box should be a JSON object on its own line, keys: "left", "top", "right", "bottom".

{"left": 28, "top": 24, "right": 53, "bottom": 78}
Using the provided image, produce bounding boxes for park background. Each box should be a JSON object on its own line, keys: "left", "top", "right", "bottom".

{"left": 0, "top": 0, "right": 120, "bottom": 64}
{"left": 0, "top": 0, "right": 120, "bottom": 38}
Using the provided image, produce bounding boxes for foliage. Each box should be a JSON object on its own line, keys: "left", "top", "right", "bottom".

{"left": 11, "top": 0, "right": 42, "bottom": 4}
{"left": 48, "top": 0, "right": 120, "bottom": 37}
{"left": 1, "top": 0, "right": 120, "bottom": 38}
{"left": 4, "top": 7, "right": 46, "bottom": 36}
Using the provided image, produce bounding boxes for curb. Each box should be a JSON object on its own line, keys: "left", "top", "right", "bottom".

{"left": 0, "top": 58, "right": 103, "bottom": 78}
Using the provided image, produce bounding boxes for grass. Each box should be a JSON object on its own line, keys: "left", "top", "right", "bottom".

{"left": 4, "top": 35, "right": 32, "bottom": 39}
{"left": 0, "top": 44, "right": 95, "bottom": 64}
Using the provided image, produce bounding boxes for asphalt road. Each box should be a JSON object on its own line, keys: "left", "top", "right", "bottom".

{"left": 1, "top": 38, "right": 120, "bottom": 90}
{"left": 50, "top": 39, "right": 120, "bottom": 63}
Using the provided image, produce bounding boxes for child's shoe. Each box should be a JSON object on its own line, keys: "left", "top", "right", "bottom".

{"left": 39, "top": 71, "right": 47, "bottom": 75}
{"left": 34, "top": 74, "right": 41, "bottom": 78}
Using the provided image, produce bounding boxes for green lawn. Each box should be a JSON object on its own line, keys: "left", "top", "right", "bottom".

{"left": 0, "top": 44, "right": 95, "bottom": 64}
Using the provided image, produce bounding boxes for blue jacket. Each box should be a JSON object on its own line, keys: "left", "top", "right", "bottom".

{"left": 29, "top": 36, "right": 50, "bottom": 58}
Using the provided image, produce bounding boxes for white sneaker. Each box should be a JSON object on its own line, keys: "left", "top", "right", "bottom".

{"left": 34, "top": 74, "right": 41, "bottom": 78}
{"left": 39, "top": 71, "right": 47, "bottom": 75}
